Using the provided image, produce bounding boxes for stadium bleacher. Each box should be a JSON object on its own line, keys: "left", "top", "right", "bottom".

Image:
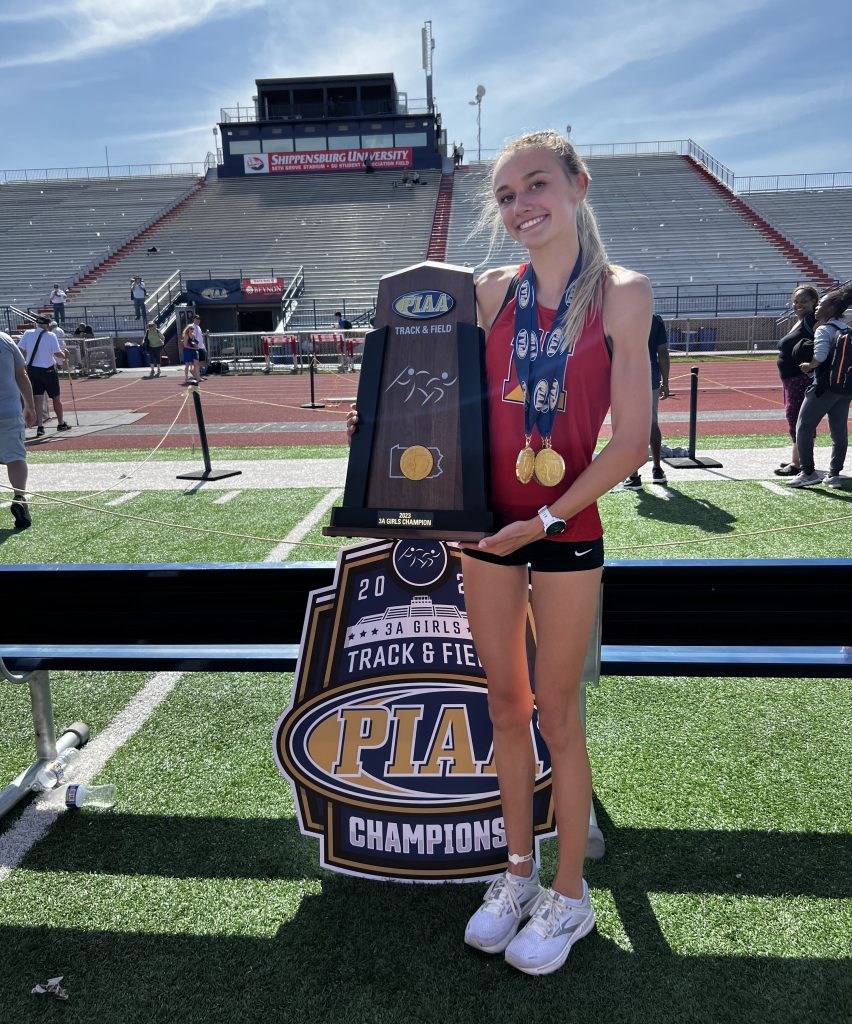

{"left": 445, "top": 154, "right": 823, "bottom": 288}
{"left": 60, "top": 170, "right": 441, "bottom": 315}
{"left": 0, "top": 175, "right": 200, "bottom": 310}
{"left": 1, "top": 150, "right": 847, "bottom": 333}
{"left": 741, "top": 188, "right": 852, "bottom": 283}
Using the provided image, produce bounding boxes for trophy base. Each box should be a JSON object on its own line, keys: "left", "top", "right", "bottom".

{"left": 323, "top": 526, "right": 489, "bottom": 542}
{"left": 325, "top": 506, "right": 492, "bottom": 542}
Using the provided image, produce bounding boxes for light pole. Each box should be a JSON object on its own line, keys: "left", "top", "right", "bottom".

{"left": 212, "top": 125, "right": 219, "bottom": 164}
{"left": 468, "top": 84, "right": 485, "bottom": 162}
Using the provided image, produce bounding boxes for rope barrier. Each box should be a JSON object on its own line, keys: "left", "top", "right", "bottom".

{"left": 3, "top": 480, "right": 850, "bottom": 555}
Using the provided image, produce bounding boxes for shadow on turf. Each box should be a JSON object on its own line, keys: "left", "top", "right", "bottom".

{"left": 631, "top": 487, "right": 737, "bottom": 532}
{"left": 7, "top": 800, "right": 848, "bottom": 1022}
{"left": 19, "top": 806, "right": 849, "bottom": 900}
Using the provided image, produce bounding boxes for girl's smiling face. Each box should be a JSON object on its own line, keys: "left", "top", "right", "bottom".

{"left": 493, "top": 148, "right": 588, "bottom": 249}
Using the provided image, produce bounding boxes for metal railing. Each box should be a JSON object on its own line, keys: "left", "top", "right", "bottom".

{"left": 735, "top": 171, "right": 852, "bottom": 193}
{"left": 206, "top": 329, "right": 366, "bottom": 373}
{"left": 652, "top": 280, "right": 809, "bottom": 318}
{"left": 145, "top": 271, "right": 184, "bottom": 325}
{"left": 0, "top": 162, "right": 206, "bottom": 184}
{"left": 219, "top": 97, "right": 430, "bottom": 124}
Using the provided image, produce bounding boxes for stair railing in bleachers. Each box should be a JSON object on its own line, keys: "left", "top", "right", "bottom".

{"left": 145, "top": 270, "right": 184, "bottom": 326}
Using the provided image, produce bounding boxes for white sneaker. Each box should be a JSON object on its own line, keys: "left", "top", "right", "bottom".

{"left": 504, "top": 883, "right": 596, "bottom": 975}
{"left": 824, "top": 475, "right": 844, "bottom": 489}
{"left": 787, "top": 471, "right": 823, "bottom": 488}
{"left": 464, "top": 868, "right": 545, "bottom": 954}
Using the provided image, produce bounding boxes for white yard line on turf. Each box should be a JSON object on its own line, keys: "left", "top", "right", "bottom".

{"left": 0, "top": 488, "right": 342, "bottom": 884}
{"left": 0, "top": 671, "right": 183, "bottom": 883}
{"left": 759, "top": 481, "right": 794, "bottom": 498}
{"left": 264, "top": 488, "right": 343, "bottom": 562}
{"left": 105, "top": 491, "right": 141, "bottom": 507}
{"left": 213, "top": 490, "right": 243, "bottom": 504}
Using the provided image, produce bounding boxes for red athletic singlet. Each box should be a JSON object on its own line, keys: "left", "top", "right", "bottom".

{"left": 485, "top": 266, "right": 612, "bottom": 541}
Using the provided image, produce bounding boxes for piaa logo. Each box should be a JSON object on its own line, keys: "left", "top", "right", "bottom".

{"left": 274, "top": 540, "right": 554, "bottom": 882}
{"left": 246, "top": 155, "right": 265, "bottom": 170}
{"left": 393, "top": 290, "right": 455, "bottom": 319}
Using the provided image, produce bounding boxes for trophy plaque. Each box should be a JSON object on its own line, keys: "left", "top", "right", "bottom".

{"left": 325, "top": 261, "right": 493, "bottom": 541}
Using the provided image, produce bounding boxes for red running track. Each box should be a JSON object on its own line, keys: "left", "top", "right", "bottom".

{"left": 41, "top": 358, "right": 803, "bottom": 452}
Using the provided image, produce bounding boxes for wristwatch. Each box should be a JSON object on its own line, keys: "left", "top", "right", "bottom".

{"left": 538, "top": 505, "right": 566, "bottom": 536}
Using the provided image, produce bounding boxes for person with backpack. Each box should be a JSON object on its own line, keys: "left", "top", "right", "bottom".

{"left": 788, "top": 282, "right": 852, "bottom": 489}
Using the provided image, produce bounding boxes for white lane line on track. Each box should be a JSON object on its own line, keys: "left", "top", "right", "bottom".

{"left": 759, "top": 481, "right": 794, "bottom": 498}
{"left": 105, "top": 491, "right": 140, "bottom": 507}
{"left": 213, "top": 490, "right": 242, "bottom": 504}
{"left": 0, "top": 489, "right": 341, "bottom": 884}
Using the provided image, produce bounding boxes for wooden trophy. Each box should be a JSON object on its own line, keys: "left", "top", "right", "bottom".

{"left": 325, "top": 261, "right": 493, "bottom": 541}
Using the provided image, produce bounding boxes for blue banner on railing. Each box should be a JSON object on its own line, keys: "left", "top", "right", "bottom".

{"left": 185, "top": 279, "right": 242, "bottom": 304}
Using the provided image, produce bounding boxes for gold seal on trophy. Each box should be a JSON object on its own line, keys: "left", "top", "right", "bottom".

{"left": 515, "top": 444, "right": 536, "bottom": 484}
{"left": 400, "top": 445, "right": 434, "bottom": 481}
{"left": 533, "top": 446, "right": 565, "bottom": 487}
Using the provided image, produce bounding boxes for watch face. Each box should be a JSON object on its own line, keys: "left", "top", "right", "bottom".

{"left": 546, "top": 519, "right": 566, "bottom": 536}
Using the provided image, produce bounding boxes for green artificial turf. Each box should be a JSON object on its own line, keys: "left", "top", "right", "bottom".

{"left": 0, "top": 671, "right": 848, "bottom": 1024}
{"left": 1, "top": 444, "right": 849, "bottom": 1023}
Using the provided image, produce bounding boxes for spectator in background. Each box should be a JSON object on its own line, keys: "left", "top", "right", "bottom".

{"left": 452, "top": 143, "right": 460, "bottom": 167}
{"left": 130, "top": 277, "right": 148, "bottom": 323}
{"left": 774, "top": 285, "right": 818, "bottom": 476}
{"left": 49, "top": 284, "right": 66, "bottom": 325}
{"left": 789, "top": 282, "right": 852, "bottom": 488}
{"left": 191, "top": 315, "right": 206, "bottom": 373}
{"left": 73, "top": 322, "right": 94, "bottom": 340}
{"left": 457, "top": 142, "right": 464, "bottom": 166}
{"left": 42, "top": 320, "right": 67, "bottom": 421}
{"left": 624, "top": 312, "right": 671, "bottom": 488}
{"left": 363, "top": 153, "right": 373, "bottom": 174}
{"left": 180, "top": 324, "right": 201, "bottom": 385}
{"left": 142, "top": 323, "right": 165, "bottom": 379}
{"left": 17, "top": 317, "right": 71, "bottom": 436}
{"left": 0, "top": 330, "right": 37, "bottom": 528}
{"left": 335, "top": 311, "right": 354, "bottom": 372}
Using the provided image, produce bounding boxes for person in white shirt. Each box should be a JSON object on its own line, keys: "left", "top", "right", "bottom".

{"left": 0, "top": 331, "right": 37, "bottom": 528}
{"left": 130, "top": 277, "right": 148, "bottom": 323}
{"left": 49, "top": 284, "right": 67, "bottom": 325}
{"left": 191, "top": 315, "right": 206, "bottom": 372}
{"left": 42, "top": 320, "right": 67, "bottom": 421}
{"left": 17, "top": 319, "right": 71, "bottom": 436}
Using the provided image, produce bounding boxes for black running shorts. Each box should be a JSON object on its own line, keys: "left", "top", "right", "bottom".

{"left": 461, "top": 537, "right": 604, "bottom": 572}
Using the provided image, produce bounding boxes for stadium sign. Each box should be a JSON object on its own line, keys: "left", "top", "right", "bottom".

{"left": 274, "top": 539, "right": 554, "bottom": 882}
{"left": 243, "top": 148, "right": 413, "bottom": 175}
{"left": 242, "top": 277, "right": 285, "bottom": 300}
{"left": 185, "top": 279, "right": 242, "bottom": 304}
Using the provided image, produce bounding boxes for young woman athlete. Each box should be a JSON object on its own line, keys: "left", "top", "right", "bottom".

{"left": 348, "top": 131, "right": 651, "bottom": 975}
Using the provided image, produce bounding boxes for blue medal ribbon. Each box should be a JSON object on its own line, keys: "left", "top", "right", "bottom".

{"left": 512, "top": 252, "right": 583, "bottom": 443}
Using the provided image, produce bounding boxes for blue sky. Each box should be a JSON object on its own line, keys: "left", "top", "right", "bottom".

{"left": 0, "top": 0, "right": 849, "bottom": 180}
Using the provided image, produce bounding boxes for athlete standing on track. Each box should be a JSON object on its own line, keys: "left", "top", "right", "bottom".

{"left": 347, "top": 130, "right": 651, "bottom": 975}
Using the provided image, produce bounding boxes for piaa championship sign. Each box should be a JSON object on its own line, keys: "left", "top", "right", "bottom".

{"left": 274, "top": 540, "right": 554, "bottom": 882}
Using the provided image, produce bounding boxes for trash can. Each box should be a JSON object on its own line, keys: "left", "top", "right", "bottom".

{"left": 125, "top": 344, "right": 142, "bottom": 368}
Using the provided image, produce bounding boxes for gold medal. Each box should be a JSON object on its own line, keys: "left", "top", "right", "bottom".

{"left": 399, "top": 445, "right": 434, "bottom": 481}
{"left": 534, "top": 445, "right": 565, "bottom": 487}
{"left": 515, "top": 442, "right": 535, "bottom": 484}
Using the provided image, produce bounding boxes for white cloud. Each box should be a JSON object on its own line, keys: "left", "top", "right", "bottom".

{"left": 0, "top": 0, "right": 270, "bottom": 68}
